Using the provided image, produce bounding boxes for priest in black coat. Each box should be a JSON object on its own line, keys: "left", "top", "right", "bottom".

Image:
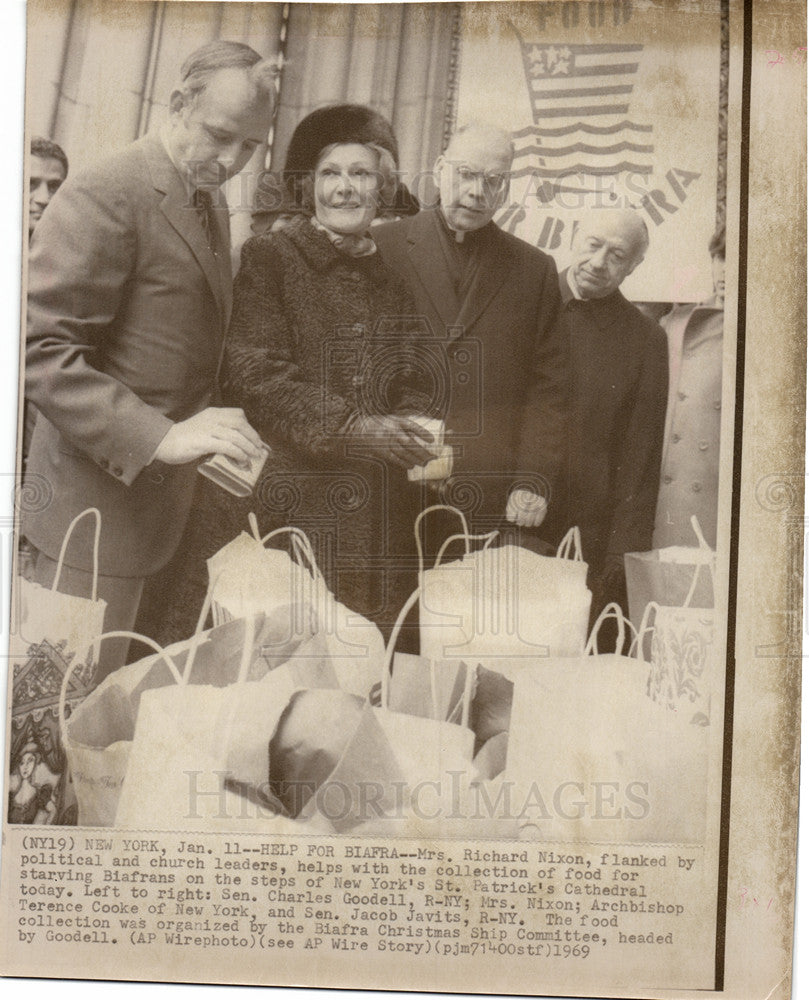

{"left": 550, "top": 208, "right": 669, "bottom": 624}
{"left": 374, "top": 124, "right": 569, "bottom": 536}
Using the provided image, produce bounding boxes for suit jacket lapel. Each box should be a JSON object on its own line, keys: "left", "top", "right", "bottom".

{"left": 139, "top": 133, "right": 230, "bottom": 332}
{"left": 455, "top": 226, "right": 514, "bottom": 332}
{"left": 405, "top": 210, "right": 461, "bottom": 329}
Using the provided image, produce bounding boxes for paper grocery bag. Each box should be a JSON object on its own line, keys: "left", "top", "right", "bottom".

{"left": 13, "top": 508, "right": 108, "bottom": 667}
{"left": 10, "top": 508, "right": 108, "bottom": 824}
{"left": 625, "top": 516, "right": 716, "bottom": 634}
{"left": 374, "top": 587, "right": 476, "bottom": 795}
{"left": 64, "top": 607, "right": 325, "bottom": 826}
{"left": 207, "top": 521, "right": 316, "bottom": 631}
{"left": 114, "top": 678, "right": 294, "bottom": 831}
{"left": 286, "top": 526, "right": 386, "bottom": 697}
{"left": 625, "top": 547, "right": 714, "bottom": 630}
{"left": 417, "top": 506, "right": 591, "bottom": 679}
{"left": 645, "top": 603, "right": 715, "bottom": 726}
{"left": 114, "top": 615, "right": 340, "bottom": 830}
{"left": 506, "top": 606, "right": 709, "bottom": 843}
{"left": 266, "top": 691, "right": 408, "bottom": 833}
{"left": 209, "top": 517, "right": 384, "bottom": 699}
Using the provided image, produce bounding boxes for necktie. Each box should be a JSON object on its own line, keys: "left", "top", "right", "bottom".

{"left": 193, "top": 188, "right": 218, "bottom": 255}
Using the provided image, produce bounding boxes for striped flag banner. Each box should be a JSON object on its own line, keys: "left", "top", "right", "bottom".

{"left": 508, "top": 28, "right": 656, "bottom": 200}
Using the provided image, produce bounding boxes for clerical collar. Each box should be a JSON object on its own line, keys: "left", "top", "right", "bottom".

{"left": 566, "top": 268, "right": 584, "bottom": 300}
{"left": 437, "top": 207, "right": 488, "bottom": 245}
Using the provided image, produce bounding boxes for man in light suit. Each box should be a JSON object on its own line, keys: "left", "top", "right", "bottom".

{"left": 374, "top": 123, "right": 568, "bottom": 536}
{"left": 23, "top": 41, "right": 275, "bottom": 673}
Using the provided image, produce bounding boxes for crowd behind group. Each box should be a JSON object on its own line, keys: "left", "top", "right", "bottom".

{"left": 21, "top": 39, "right": 725, "bottom": 681}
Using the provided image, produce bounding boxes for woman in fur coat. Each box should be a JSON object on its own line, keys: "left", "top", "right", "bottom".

{"left": 149, "top": 105, "right": 435, "bottom": 645}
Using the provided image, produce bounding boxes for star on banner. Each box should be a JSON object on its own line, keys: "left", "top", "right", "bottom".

{"left": 527, "top": 45, "right": 572, "bottom": 76}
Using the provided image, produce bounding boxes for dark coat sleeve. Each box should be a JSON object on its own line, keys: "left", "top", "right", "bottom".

{"left": 606, "top": 317, "right": 669, "bottom": 556}
{"left": 372, "top": 276, "right": 435, "bottom": 418}
{"left": 514, "top": 251, "right": 569, "bottom": 500}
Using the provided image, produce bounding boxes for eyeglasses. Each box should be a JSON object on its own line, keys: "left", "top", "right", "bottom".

{"left": 451, "top": 165, "right": 511, "bottom": 193}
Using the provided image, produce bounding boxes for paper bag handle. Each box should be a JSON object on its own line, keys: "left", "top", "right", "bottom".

{"left": 585, "top": 602, "right": 635, "bottom": 655}
{"left": 288, "top": 531, "right": 326, "bottom": 582}
{"left": 181, "top": 570, "right": 234, "bottom": 682}
{"left": 58, "top": 630, "right": 184, "bottom": 751}
{"left": 682, "top": 515, "right": 716, "bottom": 608}
{"left": 247, "top": 513, "right": 308, "bottom": 552}
{"left": 414, "top": 504, "right": 471, "bottom": 573}
{"left": 245, "top": 515, "right": 326, "bottom": 619}
{"left": 433, "top": 530, "right": 499, "bottom": 570}
{"left": 556, "top": 526, "right": 583, "bottom": 562}
{"left": 52, "top": 507, "right": 102, "bottom": 601}
{"left": 382, "top": 587, "right": 473, "bottom": 728}
{"left": 382, "top": 587, "right": 422, "bottom": 709}
{"left": 234, "top": 614, "right": 258, "bottom": 686}
{"left": 246, "top": 514, "right": 324, "bottom": 589}
{"left": 631, "top": 601, "right": 660, "bottom": 660}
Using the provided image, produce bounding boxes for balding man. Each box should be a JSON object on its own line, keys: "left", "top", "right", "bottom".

{"left": 548, "top": 209, "right": 668, "bottom": 626}
{"left": 24, "top": 41, "right": 276, "bottom": 674}
{"left": 374, "top": 123, "right": 568, "bottom": 537}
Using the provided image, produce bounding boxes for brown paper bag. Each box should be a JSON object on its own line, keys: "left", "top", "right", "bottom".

{"left": 624, "top": 515, "right": 716, "bottom": 634}
{"left": 64, "top": 605, "right": 325, "bottom": 826}
{"left": 267, "top": 691, "right": 408, "bottom": 833}
{"left": 114, "top": 614, "right": 340, "bottom": 830}
{"left": 10, "top": 508, "right": 108, "bottom": 825}
{"left": 506, "top": 604, "right": 709, "bottom": 844}
{"left": 209, "top": 517, "right": 384, "bottom": 698}
{"left": 417, "top": 505, "right": 592, "bottom": 679}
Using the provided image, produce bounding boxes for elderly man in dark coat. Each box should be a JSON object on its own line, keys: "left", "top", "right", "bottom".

{"left": 374, "top": 123, "right": 568, "bottom": 537}
{"left": 549, "top": 208, "right": 669, "bottom": 625}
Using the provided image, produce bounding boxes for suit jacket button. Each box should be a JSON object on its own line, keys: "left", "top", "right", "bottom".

{"left": 112, "top": 465, "right": 124, "bottom": 477}
{"left": 692, "top": 482, "right": 702, "bottom": 493}
{"left": 698, "top": 440, "right": 709, "bottom": 451}
{"left": 150, "top": 472, "right": 165, "bottom": 484}
{"left": 672, "top": 433, "right": 681, "bottom": 443}
{"left": 663, "top": 474, "right": 673, "bottom": 484}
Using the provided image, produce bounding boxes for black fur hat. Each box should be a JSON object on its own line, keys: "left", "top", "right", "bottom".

{"left": 283, "top": 103, "right": 399, "bottom": 205}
